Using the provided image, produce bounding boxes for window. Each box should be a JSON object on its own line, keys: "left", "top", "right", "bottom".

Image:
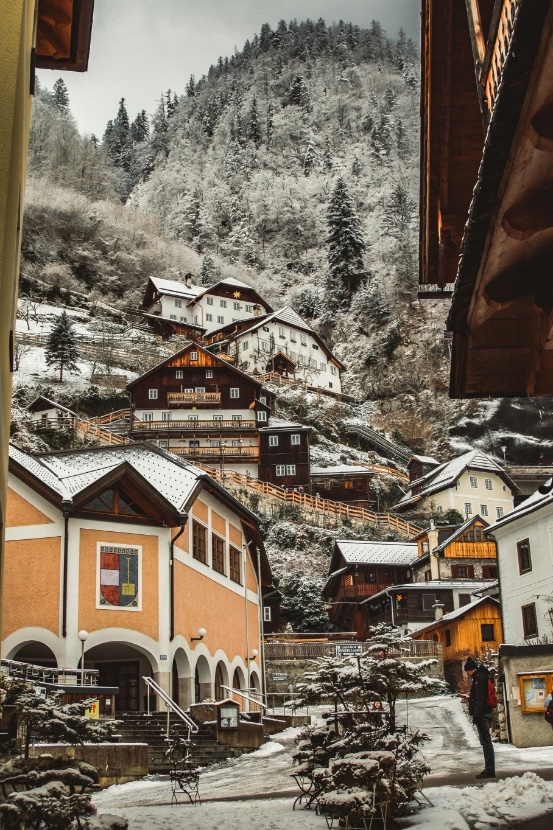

{"left": 312, "top": 343, "right": 319, "bottom": 350}
{"left": 298, "top": 355, "right": 305, "bottom": 366}
{"left": 257, "top": 411, "right": 267, "bottom": 422}
{"left": 480, "top": 505, "right": 489, "bottom": 516}
{"left": 263, "top": 606, "right": 272, "bottom": 622}
{"left": 444, "top": 630, "right": 451, "bottom": 647}
{"left": 242, "top": 341, "right": 249, "bottom": 351}
{"left": 481, "top": 624, "right": 495, "bottom": 642}
{"left": 422, "top": 594, "right": 437, "bottom": 611}
{"left": 192, "top": 521, "right": 207, "bottom": 564}
{"left": 142, "top": 412, "right": 153, "bottom": 422}
{"left": 195, "top": 386, "right": 205, "bottom": 393}
{"left": 217, "top": 315, "right": 224, "bottom": 324}
{"left": 309, "top": 358, "right": 317, "bottom": 368}
{"left": 175, "top": 299, "right": 182, "bottom": 308}
{"left": 452, "top": 565, "right": 474, "bottom": 578}
{"left": 276, "top": 465, "right": 286, "bottom": 476}
{"left": 180, "top": 316, "right": 186, "bottom": 322}
{"left": 320, "top": 362, "right": 326, "bottom": 371}
{"left": 232, "top": 414, "right": 242, "bottom": 421}
{"left": 470, "top": 476, "right": 478, "bottom": 488}
{"left": 259, "top": 396, "right": 267, "bottom": 404}
{"left": 231, "top": 440, "right": 241, "bottom": 447}
{"left": 263, "top": 325, "right": 270, "bottom": 332}
{"left": 206, "top": 313, "right": 213, "bottom": 322}
{"left": 496, "top": 506, "right": 504, "bottom": 519}
{"left": 158, "top": 440, "right": 168, "bottom": 449}
{"left": 148, "top": 389, "right": 158, "bottom": 399}
{"left": 485, "top": 479, "right": 493, "bottom": 490}
{"left": 207, "top": 296, "right": 213, "bottom": 305}
{"left": 212, "top": 534, "right": 225, "bottom": 575}
{"left": 482, "top": 565, "right": 498, "bottom": 579}
{"left": 290, "top": 331, "right": 297, "bottom": 342}
{"left": 464, "top": 503, "right": 472, "bottom": 515}
{"left": 290, "top": 351, "right": 297, "bottom": 361}
{"left": 161, "top": 412, "right": 172, "bottom": 422}
{"left": 330, "top": 366, "right": 337, "bottom": 376}
{"left": 300, "top": 334, "right": 307, "bottom": 345}
{"left": 436, "top": 505, "right": 443, "bottom": 513}
{"left": 278, "top": 326, "right": 285, "bottom": 337}
{"left": 189, "top": 440, "right": 200, "bottom": 448}
{"left": 245, "top": 304, "right": 252, "bottom": 313}
{"left": 220, "top": 299, "right": 227, "bottom": 308}
{"left": 517, "top": 539, "right": 532, "bottom": 574}
{"left": 205, "top": 369, "right": 213, "bottom": 378}
{"left": 170, "top": 314, "right": 177, "bottom": 320}
{"left": 188, "top": 415, "right": 198, "bottom": 421}
{"left": 458, "top": 594, "right": 471, "bottom": 607}
{"left": 190, "top": 351, "right": 198, "bottom": 361}
{"left": 522, "top": 603, "right": 538, "bottom": 639}
{"left": 230, "top": 387, "right": 239, "bottom": 398}
{"left": 269, "top": 436, "right": 279, "bottom": 447}
{"left": 291, "top": 434, "right": 301, "bottom": 445}
{"left": 213, "top": 415, "right": 223, "bottom": 421}
{"left": 176, "top": 370, "right": 183, "bottom": 379}
{"left": 230, "top": 547, "right": 241, "bottom": 583}
{"left": 234, "top": 302, "right": 241, "bottom": 310}
{"left": 286, "top": 465, "right": 296, "bottom": 475}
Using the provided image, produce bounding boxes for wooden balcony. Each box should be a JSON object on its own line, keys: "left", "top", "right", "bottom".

{"left": 132, "top": 419, "right": 257, "bottom": 432}
{"left": 336, "top": 584, "right": 388, "bottom": 600}
{"left": 482, "top": 0, "right": 520, "bottom": 115}
{"left": 264, "top": 640, "right": 441, "bottom": 661}
{"left": 167, "top": 392, "right": 221, "bottom": 406}
{"left": 170, "top": 446, "right": 259, "bottom": 460}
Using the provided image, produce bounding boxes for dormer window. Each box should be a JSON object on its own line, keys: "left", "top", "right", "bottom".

{"left": 190, "top": 351, "right": 198, "bottom": 361}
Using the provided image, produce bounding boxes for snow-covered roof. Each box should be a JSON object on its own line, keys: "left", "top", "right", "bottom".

{"left": 9, "top": 445, "right": 72, "bottom": 499}
{"left": 360, "top": 580, "right": 494, "bottom": 604}
{"left": 433, "top": 514, "right": 491, "bottom": 553}
{"left": 335, "top": 540, "right": 418, "bottom": 566}
{"left": 259, "top": 417, "right": 307, "bottom": 431}
{"left": 311, "top": 465, "right": 371, "bottom": 476}
{"left": 489, "top": 476, "right": 553, "bottom": 531}
{"left": 410, "top": 455, "right": 439, "bottom": 465}
{"left": 412, "top": 597, "right": 500, "bottom": 635}
{"left": 396, "top": 449, "right": 517, "bottom": 507}
{"left": 150, "top": 276, "right": 203, "bottom": 299}
{"left": 27, "top": 396, "right": 76, "bottom": 416}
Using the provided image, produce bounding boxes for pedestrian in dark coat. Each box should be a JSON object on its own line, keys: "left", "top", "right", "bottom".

{"left": 464, "top": 657, "right": 495, "bottom": 778}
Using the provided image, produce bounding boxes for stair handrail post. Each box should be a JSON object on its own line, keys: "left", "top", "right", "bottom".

{"left": 142, "top": 676, "right": 198, "bottom": 733}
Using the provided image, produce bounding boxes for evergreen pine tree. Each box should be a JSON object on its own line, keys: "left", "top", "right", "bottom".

{"left": 45, "top": 311, "right": 80, "bottom": 382}
{"left": 186, "top": 74, "right": 196, "bottom": 97}
{"left": 52, "top": 78, "right": 70, "bottom": 113}
{"left": 327, "top": 177, "right": 366, "bottom": 299}
{"left": 248, "top": 95, "right": 262, "bottom": 146}
{"left": 323, "top": 136, "right": 334, "bottom": 172}
{"left": 303, "top": 140, "right": 317, "bottom": 176}
{"left": 266, "top": 103, "right": 274, "bottom": 145}
{"left": 383, "top": 183, "right": 415, "bottom": 241}
{"left": 352, "top": 154, "right": 363, "bottom": 177}
{"left": 282, "top": 74, "right": 312, "bottom": 113}
{"left": 315, "top": 17, "right": 329, "bottom": 52}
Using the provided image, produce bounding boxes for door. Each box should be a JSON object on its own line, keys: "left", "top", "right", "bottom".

{"left": 96, "top": 661, "right": 140, "bottom": 712}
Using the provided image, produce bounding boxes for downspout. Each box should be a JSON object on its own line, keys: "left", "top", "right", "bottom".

{"left": 61, "top": 499, "right": 72, "bottom": 638}
{"left": 256, "top": 545, "right": 266, "bottom": 706}
{"left": 170, "top": 515, "right": 188, "bottom": 641}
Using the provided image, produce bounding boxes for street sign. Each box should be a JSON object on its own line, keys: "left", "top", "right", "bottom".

{"left": 272, "top": 672, "right": 289, "bottom": 681}
{"left": 336, "top": 643, "right": 363, "bottom": 657}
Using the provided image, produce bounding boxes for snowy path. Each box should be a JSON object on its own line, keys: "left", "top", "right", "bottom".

{"left": 93, "top": 696, "right": 553, "bottom": 830}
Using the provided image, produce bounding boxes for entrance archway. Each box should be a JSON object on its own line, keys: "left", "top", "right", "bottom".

{"left": 194, "top": 655, "right": 212, "bottom": 702}
{"left": 84, "top": 641, "right": 156, "bottom": 713}
{"left": 214, "top": 661, "right": 229, "bottom": 701}
{"left": 11, "top": 642, "right": 57, "bottom": 667}
{"left": 172, "top": 648, "right": 193, "bottom": 709}
{"left": 232, "top": 666, "right": 246, "bottom": 709}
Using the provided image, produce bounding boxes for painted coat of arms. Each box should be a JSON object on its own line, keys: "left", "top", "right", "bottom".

{"left": 99, "top": 545, "right": 139, "bottom": 607}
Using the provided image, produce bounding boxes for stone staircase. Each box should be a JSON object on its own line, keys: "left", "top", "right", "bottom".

{"left": 116, "top": 713, "right": 242, "bottom": 773}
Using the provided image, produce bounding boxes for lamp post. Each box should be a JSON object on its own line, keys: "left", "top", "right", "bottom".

{"left": 78, "top": 630, "right": 89, "bottom": 686}
{"left": 501, "top": 445, "right": 507, "bottom": 466}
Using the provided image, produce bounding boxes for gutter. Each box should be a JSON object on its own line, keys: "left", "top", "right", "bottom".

{"left": 61, "top": 499, "right": 72, "bottom": 638}
{"left": 170, "top": 515, "right": 188, "bottom": 640}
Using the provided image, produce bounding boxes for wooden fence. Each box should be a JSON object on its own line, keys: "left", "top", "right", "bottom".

{"left": 264, "top": 640, "right": 441, "bottom": 661}
{"left": 73, "top": 418, "right": 130, "bottom": 445}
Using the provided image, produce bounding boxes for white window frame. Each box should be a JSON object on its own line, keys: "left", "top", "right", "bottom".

{"left": 205, "top": 369, "right": 213, "bottom": 378}
{"left": 291, "top": 434, "right": 301, "bottom": 445}
{"left": 485, "top": 479, "right": 493, "bottom": 490}
{"left": 176, "top": 370, "right": 183, "bottom": 379}
{"left": 269, "top": 436, "right": 279, "bottom": 447}
{"left": 286, "top": 465, "right": 296, "bottom": 475}
{"left": 263, "top": 606, "right": 272, "bottom": 622}
{"left": 143, "top": 412, "right": 153, "bottom": 422}
{"left": 161, "top": 412, "right": 172, "bottom": 421}
{"left": 257, "top": 411, "right": 267, "bottom": 422}
{"left": 148, "top": 389, "right": 158, "bottom": 399}
{"left": 175, "top": 299, "right": 182, "bottom": 308}
{"left": 480, "top": 504, "right": 489, "bottom": 516}
{"left": 206, "top": 313, "right": 213, "bottom": 322}
{"left": 230, "top": 388, "right": 240, "bottom": 398}
{"left": 220, "top": 299, "right": 227, "bottom": 308}
{"left": 465, "top": 503, "right": 473, "bottom": 515}
{"left": 470, "top": 476, "right": 478, "bottom": 488}
{"left": 496, "top": 506, "right": 504, "bottom": 519}
{"left": 190, "top": 351, "right": 198, "bottom": 361}
{"left": 206, "top": 296, "right": 213, "bottom": 305}
{"left": 275, "top": 465, "right": 286, "bottom": 476}
{"left": 300, "top": 334, "right": 307, "bottom": 345}
{"left": 234, "top": 301, "right": 241, "bottom": 310}
{"left": 217, "top": 315, "right": 224, "bottom": 324}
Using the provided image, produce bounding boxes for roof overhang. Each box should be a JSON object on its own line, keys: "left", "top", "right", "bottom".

{"left": 36, "top": 0, "right": 95, "bottom": 72}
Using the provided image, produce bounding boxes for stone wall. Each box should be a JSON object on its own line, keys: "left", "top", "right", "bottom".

{"left": 500, "top": 645, "right": 553, "bottom": 748}
{"left": 31, "top": 743, "right": 149, "bottom": 787}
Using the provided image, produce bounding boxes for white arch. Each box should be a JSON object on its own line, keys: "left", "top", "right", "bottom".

{"left": 2, "top": 628, "right": 63, "bottom": 666}
{"left": 70, "top": 628, "right": 162, "bottom": 674}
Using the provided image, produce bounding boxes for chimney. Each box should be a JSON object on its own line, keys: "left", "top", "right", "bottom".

{"left": 184, "top": 273, "right": 193, "bottom": 288}
{"left": 253, "top": 304, "right": 260, "bottom": 317}
{"left": 427, "top": 520, "right": 441, "bottom": 580}
{"left": 433, "top": 601, "right": 444, "bottom": 621}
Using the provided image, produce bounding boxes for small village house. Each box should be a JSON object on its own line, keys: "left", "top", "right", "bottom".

{"left": 3, "top": 442, "right": 278, "bottom": 713}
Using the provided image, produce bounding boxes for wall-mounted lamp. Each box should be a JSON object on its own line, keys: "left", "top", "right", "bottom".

{"left": 247, "top": 648, "right": 258, "bottom": 661}
{"left": 192, "top": 627, "right": 206, "bottom": 642}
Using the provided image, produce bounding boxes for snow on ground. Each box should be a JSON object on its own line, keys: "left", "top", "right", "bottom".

{"left": 93, "top": 698, "right": 553, "bottom": 830}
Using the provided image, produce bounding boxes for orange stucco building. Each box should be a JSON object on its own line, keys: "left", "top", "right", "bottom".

{"left": 3, "top": 443, "right": 274, "bottom": 712}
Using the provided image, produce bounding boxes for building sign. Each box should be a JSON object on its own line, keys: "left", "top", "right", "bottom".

{"left": 336, "top": 644, "right": 363, "bottom": 657}
{"left": 272, "top": 673, "right": 288, "bottom": 682}
{"left": 98, "top": 544, "right": 140, "bottom": 608}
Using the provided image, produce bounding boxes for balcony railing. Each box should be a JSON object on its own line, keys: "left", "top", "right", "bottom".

{"left": 167, "top": 392, "right": 221, "bottom": 405}
{"left": 482, "top": 0, "right": 520, "bottom": 114}
{"left": 336, "top": 584, "right": 388, "bottom": 600}
{"left": 133, "top": 419, "right": 257, "bottom": 431}
{"left": 264, "top": 640, "right": 441, "bottom": 661}
{"left": 1, "top": 658, "right": 99, "bottom": 687}
{"left": 170, "top": 446, "right": 259, "bottom": 459}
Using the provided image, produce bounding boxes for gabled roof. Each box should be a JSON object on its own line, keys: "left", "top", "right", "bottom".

{"left": 126, "top": 342, "right": 266, "bottom": 391}
{"left": 146, "top": 276, "right": 203, "bottom": 300}
{"left": 433, "top": 514, "right": 492, "bottom": 554}
{"left": 311, "top": 465, "right": 372, "bottom": 476}
{"left": 411, "top": 597, "right": 500, "bottom": 637}
{"left": 189, "top": 278, "right": 272, "bottom": 311}
{"left": 489, "top": 476, "right": 553, "bottom": 531}
{"left": 27, "top": 396, "right": 76, "bottom": 417}
{"left": 208, "top": 306, "right": 345, "bottom": 370}
{"left": 259, "top": 417, "right": 310, "bottom": 432}
{"left": 395, "top": 449, "right": 518, "bottom": 508}
{"left": 334, "top": 540, "right": 417, "bottom": 567}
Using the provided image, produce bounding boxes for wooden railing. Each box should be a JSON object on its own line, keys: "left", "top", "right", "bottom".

{"left": 264, "top": 640, "right": 441, "bottom": 661}
{"left": 171, "top": 446, "right": 259, "bottom": 459}
{"left": 483, "top": 0, "right": 520, "bottom": 113}
{"left": 336, "top": 584, "right": 388, "bottom": 600}
{"left": 132, "top": 419, "right": 257, "bottom": 431}
{"left": 167, "top": 392, "right": 221, "bottom": 405}
{"left": 73, "top": 418, "right": 131, "bottom": 445}
{"left": 89, "top": 408, "right": 130, "bottom": 425}
{"left": 30, "top": 417, "right": 73, "bottom": 432}
{"left": 204, "top": 468, "right": 420, "bottom": 537}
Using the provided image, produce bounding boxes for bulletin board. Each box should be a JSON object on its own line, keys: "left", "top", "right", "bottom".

{"left": 518, "top": 673, "right": 553, "bottom": 713}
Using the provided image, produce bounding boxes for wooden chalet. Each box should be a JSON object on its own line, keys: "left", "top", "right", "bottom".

{"left": 323, "top": 541, "right": 417, "bottom": 638}
{"left": 411, "top": 515, "right": 499, "bottom": 583}
{"left": 421, "top": 0, "right": 553, "bottom": 397}
{"left": 27, "top": 396, "right": 76, "bottom": 432}
{"left": 411, "top": 597, "right": 502, "bottom": 689}
{"left": 257, "top": 419, "right": 311, "bottom": 489}
{"left": 310, "top": 465, "right": 373, "bottom": 506}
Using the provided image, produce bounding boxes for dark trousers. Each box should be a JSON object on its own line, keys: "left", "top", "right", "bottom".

{"left": 474, "top": 714, "right": 495, "bottom": 773}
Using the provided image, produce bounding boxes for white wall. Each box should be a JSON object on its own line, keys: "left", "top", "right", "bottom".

{"left": 424, "top": 470, "right": 514, "bottom": 519}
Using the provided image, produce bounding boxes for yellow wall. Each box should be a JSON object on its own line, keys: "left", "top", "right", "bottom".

{"left": 0, "top": 0, "right": 36, "bottom": 639}
{"left": 78, "top": 529, "right": 160, "bottom": 639}
{"left": 6, "top": 487, "right": 54, "bottom": 527}
{"left": 2, "top": 537, "right": 61, "bottom": 637}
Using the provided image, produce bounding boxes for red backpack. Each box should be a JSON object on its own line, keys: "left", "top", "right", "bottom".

{"left": 487, "top": 679, "right": 498, "bottom": 708}
{"left": 545, "top": 699, "right": 553, "bottom": 725}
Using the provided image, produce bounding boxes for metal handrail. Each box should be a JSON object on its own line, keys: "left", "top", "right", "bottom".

{"left": 221, "top": 685, "right": 267, "bottom": 710}
{"left": 143, "top": 676, "right": 199, "bottom": 734}
{"left": 1, "top": 658, "right": 99, "bottom": 686}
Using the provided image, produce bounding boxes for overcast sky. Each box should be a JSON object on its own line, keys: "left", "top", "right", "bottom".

{"left": 37, "top": 0, "right": 420, "bottom": 138}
